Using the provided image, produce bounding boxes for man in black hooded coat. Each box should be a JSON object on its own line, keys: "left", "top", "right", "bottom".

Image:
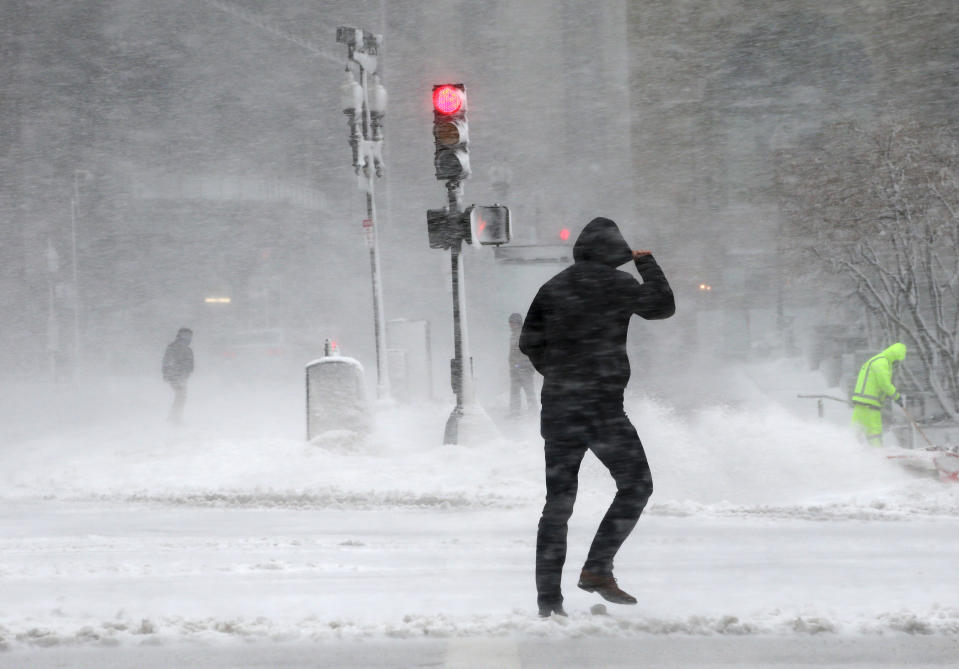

{"left": 520, "top": 217, "right": 674, "bottom": 617}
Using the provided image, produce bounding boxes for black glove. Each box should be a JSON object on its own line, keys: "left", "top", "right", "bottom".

{"left": 894, "top": 396, "right": 904, "bottom": 408}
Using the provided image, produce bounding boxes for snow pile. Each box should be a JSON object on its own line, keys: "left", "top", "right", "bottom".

{"left": 4, "top": 606, "right": 959, "bottom": 651}
{"left": 1, "top": 361, "right": 958, "bottom": 519}
{"left": 0, "top": 374, "right": 543, "bottom": 510}
{"left": 630, "top": 399, "right": 959, "bottom": 519}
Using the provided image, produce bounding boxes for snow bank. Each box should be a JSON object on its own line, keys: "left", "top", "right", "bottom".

{"left": 2, "top": 360, "right": 958, "bottom": 520}
{"left": 4, "top": 606, "right": 959, "bottom": 652}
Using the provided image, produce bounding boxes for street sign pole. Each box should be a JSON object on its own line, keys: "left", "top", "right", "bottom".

{"left": 338, "top": 27, "right": 390, "bottom": 399}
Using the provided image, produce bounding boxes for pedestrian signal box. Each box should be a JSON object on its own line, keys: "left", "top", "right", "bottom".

{"left": 467, "top": 205, "right": 511, "bottom": 246}
{"left": 427, "top": 205, "right": 511, "bottom": 249}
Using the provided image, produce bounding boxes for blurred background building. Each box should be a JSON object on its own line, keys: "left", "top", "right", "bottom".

{"left": 1, "top": 0, "right": 956, "bottom": 399}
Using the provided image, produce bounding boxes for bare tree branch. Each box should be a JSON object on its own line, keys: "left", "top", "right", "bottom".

{"left": 775, "top": 119, "right": 959, "bottom": 420}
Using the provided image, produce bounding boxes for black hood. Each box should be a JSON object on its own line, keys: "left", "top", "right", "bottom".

{"left": 572, "top": 217, "right": 632, "bottom": 267}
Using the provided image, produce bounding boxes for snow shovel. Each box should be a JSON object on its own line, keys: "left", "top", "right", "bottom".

{"left": 893, "top": 403, "right": 959, "bottom": 482}
{"left": 796, "top": 394, "right": 852, "bottom": 419}
{"left": 895, "top": 402, "right": 935, "bottom": 448}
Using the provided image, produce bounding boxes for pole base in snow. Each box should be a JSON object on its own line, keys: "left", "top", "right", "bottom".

{"left": 444, "top": 402, "right": 500, "bottom": 445}
{"left": 443, "top": 406, "right": 461, "bottom": 445}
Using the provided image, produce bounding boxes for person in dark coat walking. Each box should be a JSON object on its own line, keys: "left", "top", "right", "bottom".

{"left": 508, "top": 312, "right": 538, "bottom": 417}
{"left": 520, "top": 217, "right": 674, "bottom": 617}
{"left": 162, "top": 327, "right": 194, "bottom": 423}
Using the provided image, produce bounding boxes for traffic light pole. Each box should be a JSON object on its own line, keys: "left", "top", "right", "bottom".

{"left": 428, "top": 83, "right": 501, "bottom": 445}
{"left": 448, "top": 246, "right": 463, "bottom": 394}
{"left": 443, "top": 182, "right": 476, "bottom": 444}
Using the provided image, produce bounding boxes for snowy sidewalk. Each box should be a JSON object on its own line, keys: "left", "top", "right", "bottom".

{"left": 2, "top": 501, "right": 958, "bottom": 663}
{"left": 3, "top": 375, "right": 959, "bottom": 666}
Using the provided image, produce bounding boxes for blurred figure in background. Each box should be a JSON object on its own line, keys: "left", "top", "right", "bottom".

{"left": 162, "top": 327, "right": 194, "bottom": 424}
{"left": 851, "top": 342, "right": 906, "bottom": 447}
{"left": 508, "top": 312, "right": 537, "bottom": 418}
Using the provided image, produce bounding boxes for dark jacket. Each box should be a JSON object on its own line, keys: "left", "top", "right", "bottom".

{"left": 162, "top": 335, "right": 194, "bottom": 384}
{"left": 509, "top": 327, "right": 534, "bottom": 372}
{"left": 519, "top": 217, "right": 674, "bottom": 399}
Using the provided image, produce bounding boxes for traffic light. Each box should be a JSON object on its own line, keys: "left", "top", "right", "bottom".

{"left": 467, "top": 205, "right": 511, "bottom": 246}
{"left": 432, "top": 84, "right": 470, "bottom": 181}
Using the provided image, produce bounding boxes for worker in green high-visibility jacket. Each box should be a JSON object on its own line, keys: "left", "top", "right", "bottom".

{"left": 850, "top": 342, "right": 907, "bottom": 446}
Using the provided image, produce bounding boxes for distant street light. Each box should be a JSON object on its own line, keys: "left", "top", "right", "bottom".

{"left": 337, "top": 26, "right": 390, "bottom": 399}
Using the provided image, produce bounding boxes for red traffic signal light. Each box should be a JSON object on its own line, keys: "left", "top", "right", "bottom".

{"left": 432, "top": 84, "right": 470, "bottom": 181}
{"left": 559, "top": 228, "right": 570, "bottom": 241}
{"left": 433, "top": 85, "right": 465, "bottom": 114}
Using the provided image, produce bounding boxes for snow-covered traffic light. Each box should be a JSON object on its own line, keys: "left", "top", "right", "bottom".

{"left": 467, "top": 205, "right": 511, "bottom": 246}
{"left": 433, "top": 84, "right": 470, "bottom": 181}
{"left": 423, "top": 81, "right": 513, "bottom": 444}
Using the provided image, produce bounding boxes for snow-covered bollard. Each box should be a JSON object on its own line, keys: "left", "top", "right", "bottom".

{"left": 306, "top": 354, "right": 372, "bottom": 442}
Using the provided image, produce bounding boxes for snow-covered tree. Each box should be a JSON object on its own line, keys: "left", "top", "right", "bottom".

{"left": 777, "top": 120, "right": 959, "bottom": 419}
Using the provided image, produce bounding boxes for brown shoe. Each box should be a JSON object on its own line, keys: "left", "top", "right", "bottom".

{"left": 577, "top": 569, "right": 637, "bottom": 605}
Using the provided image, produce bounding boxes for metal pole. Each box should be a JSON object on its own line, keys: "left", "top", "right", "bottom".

{"left": 44, "top": 239, "right": 60, "bottom": 382}
{"left": 776, "top": 216, "right": 785, "bottom": 351}
{"left": 70, "top": 189, "right": 80, "bottom": 372}
{"left": 443, "top": 180, "right": 477, "bottom": 444}
{"left": 456, "top": 245, "right": 475, "bottom": 406}
{"left": 450, "top": 245, "right": 462, "bottom": 394}
{"left": 444, "top": 243, "right": 463, "bottom": 443}
{"left": 48, "top": 280, "right": 57, "bottom": 381}
{"left": 366, "top": 187, "right": 388, "bottom": 398}
{"left": 339, "top": 28, "right": 390, "bottom": 399}
{"left": 358, "top": 65, "right": 389, "bottom": 399}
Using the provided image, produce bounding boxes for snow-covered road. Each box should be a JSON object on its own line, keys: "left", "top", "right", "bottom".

{"left": 2, "top": 362, "right": 959, "bottom": 666}
{"left": 3, "top": 502, "right": 959, "bottom": 666}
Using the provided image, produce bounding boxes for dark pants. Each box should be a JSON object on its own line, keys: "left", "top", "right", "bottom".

{"left": 168, "top": 380, "right": 187, "bottom": 423}
{"left": 509, "top": 366, "right": 537, "bottom": 416}
{"left": 536, "top": 395, "right": 653, "bottom": 607}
